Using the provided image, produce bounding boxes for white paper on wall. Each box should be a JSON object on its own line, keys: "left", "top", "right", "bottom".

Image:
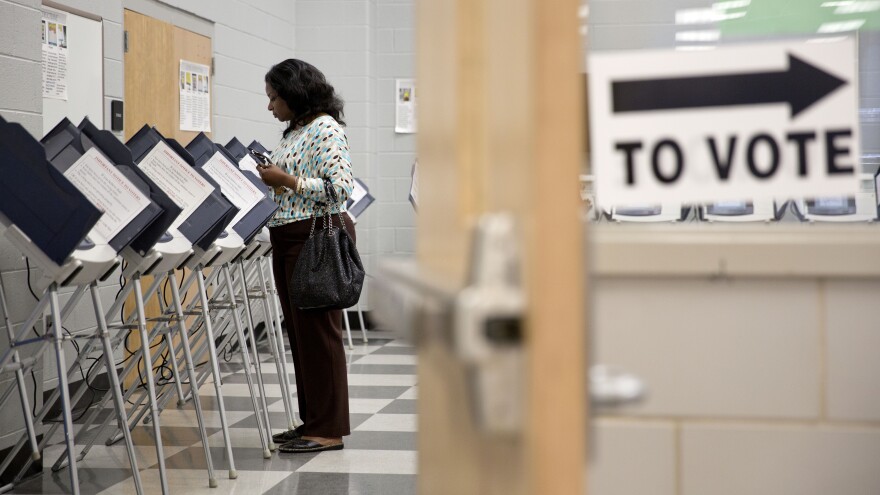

{"left": 41, "top": 9, "right": 69, "bottom": 100}
{"left": 179, "top": 60, "right": 212, "bottom": 132}
{"left": 395, "top": 78, "right": 417, "bottom": 133}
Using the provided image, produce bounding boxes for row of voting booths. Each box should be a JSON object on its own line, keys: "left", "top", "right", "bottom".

{"left": 0, "top": 117, "right": 371, "bottom": 495}
{"left": 580, "top": 174, "right": 880, "bottom": 223}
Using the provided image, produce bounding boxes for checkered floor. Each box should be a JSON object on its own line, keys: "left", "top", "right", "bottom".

{"left": 10, "top": 332, "right": 418, "bottom": 494}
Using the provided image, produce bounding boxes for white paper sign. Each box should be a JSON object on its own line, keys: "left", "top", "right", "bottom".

{"left": 136, "top": 140, "right": 214, "bottom": 231}
{"left": 589, "top": 38, "right": 861, "bottom": 207}
{"left": 64, "top": 147, "right": 151, "bottom": 244}
{"left": 395, "top": 78, "right": 417, "bottom": 133}
{"left": 179, "top": 60, "right": 211, "bottom": 132}
{"left": 238, "top": 153, "right": 261, "bottom": 176}
{"left": 350, "top": 179, "right": 368, "bottom": 205}
{"left": 41, "top": 10, "right": 68, "bottom": 100}
{"left": 202, "top": 152, "right": 265, "bottom": 228}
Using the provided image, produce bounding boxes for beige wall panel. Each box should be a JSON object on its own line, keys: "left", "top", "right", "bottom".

{"left": 825, "top": 280, "right": 880, "bottom": 422}
{"left": 593, "top": 277, "right": 821, "bottom": 418}
{"left": 682, "top": 424, "right": 880, "bottom": 495}
{"left": 588, "top": 419, "right": 676, "bottom": 495}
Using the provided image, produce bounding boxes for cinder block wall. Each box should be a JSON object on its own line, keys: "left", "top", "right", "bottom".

{"left": 589, "top": 276, "right": 880, "bottom": 495}
{"left": 0, "top": 0, "right": 42, "bottom": 135}
{"left": 294, "top": 0, "right": 417, "bottom": 307}
{"left": 0, "top": 0, "right": 52, "bottom": 455}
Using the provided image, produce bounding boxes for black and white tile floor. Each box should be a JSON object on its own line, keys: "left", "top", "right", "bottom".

{"left": 10, "top": 332, "right": 418, "bottom": 494}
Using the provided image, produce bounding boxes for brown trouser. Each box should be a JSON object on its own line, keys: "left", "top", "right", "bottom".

{"left": 269, "top": 215, "right": 353, "bottom": 437}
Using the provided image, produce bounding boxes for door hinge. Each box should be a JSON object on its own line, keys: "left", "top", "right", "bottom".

{"left": 211, "top": 57, "right": 215, "bottom": 76}
{"left": 123, "top": 30, "right": 128, "bottom": 53}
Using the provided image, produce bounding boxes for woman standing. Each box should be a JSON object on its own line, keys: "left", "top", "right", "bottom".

{"left": 256, "top": 59, "right": 354, "bottom": 453}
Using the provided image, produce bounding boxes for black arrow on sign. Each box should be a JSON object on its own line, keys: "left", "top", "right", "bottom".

{"left": 612, "top": 53, "right": 846, "bottom": 118}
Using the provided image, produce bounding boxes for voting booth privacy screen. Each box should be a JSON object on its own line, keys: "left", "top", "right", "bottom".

{"left": 188, "top": 134, "right": 278, "bottom": 245}
{"left": 126, "top": 125, "right": 237, "bottom": 251}
{"left": 0, "top": 116, "right": 101, "bottom": 265}
{"left": 41, "top": 118, "right": 165, "bottom": 255}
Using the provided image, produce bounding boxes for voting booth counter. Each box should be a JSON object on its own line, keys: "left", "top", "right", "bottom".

{"left": 0, "top": 117, "right": 370, "bottom": 495}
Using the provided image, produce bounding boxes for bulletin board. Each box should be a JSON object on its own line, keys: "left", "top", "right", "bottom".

{"left": 41, "top": 4, "right": 104, "bottom": 135}
{"left": 123, "top": 9, "right": 212, "bottom": 144}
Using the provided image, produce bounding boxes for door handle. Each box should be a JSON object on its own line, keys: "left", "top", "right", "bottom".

{"left": 590, "top": 365, "right": 646, "bottom": 406}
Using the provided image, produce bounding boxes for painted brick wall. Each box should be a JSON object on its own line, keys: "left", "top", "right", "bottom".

{"left": 294, "top": 0, "right": 417, "bottom": 309}
{"left": 0, "top": 0, "right": 42, "bottom": 135}
{"left": 0, "top": 0, "right": 50, "bottom": 454}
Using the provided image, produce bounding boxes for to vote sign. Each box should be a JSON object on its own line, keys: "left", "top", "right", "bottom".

{"left": 588, "top": 39, "right": 861, "bottom": 206}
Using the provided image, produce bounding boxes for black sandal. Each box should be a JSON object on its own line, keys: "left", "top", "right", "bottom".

{"left": 277, "top": 438, "right": 344, "bottom": 453}
{"left": 272, "top": 424, "right": 305, "bottom": 444}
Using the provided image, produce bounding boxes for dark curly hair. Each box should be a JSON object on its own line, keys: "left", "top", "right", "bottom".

{"left": 265, "top": 59, "right": 346, "bottom": 137}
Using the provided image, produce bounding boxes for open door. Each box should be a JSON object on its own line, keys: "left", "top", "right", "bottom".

{"left": 412, "top": 0, "right": 588, "bottom": 493}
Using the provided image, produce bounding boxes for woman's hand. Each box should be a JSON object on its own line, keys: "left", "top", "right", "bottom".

{"left": 257, "top": 163, "right": 297, "bottom": 190}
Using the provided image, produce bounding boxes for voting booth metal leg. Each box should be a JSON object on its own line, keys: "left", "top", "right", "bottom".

{"left": 255, "top": 258, "right": 296, "bottom": 430}
{"left": 52, "top": 282, "right": 141, "bottom": 482}
{"left": 0, "top": 332, "right": 96, "bottom": 481}
{"left": 182, "top": 270, "right": 251, "bottom": 398}
{"left": 235, "top": 260, "right": 276, "bottom": 450}
{"left": 48, "top": 285, "right": 81, "bottom": 495}
{"left": 357, "top": 302, "right": 368, "bottom": 343}
{"left": 0, "top": 292, "right": 49, "bottom": 373}
{"left": 0, "top": 285, "right": 98, "bottom": 488}
{"left": 163, "top": 321, "right": 188, "bottom": 408}
{"left": 342, "top": 310, "right": 354, "bottom": 350}
{"left": 96, "top": 278, "right": 170, "bottom": 448}
{"left": 61, "top": 379, "right": 113, "bottom": 468}
{"left": 105, "top": 357, "right": 152, "bottom": 446}
{"left": 133, "top": 276, "right": 170, "bottom": 495}
{"left": 195, "top": 266, "right": 238, "bottom": 479}
{"left": 220, "top": 265, "right": 271, "bottom": 458}
{"left": 88, "top": 283, "right": 145, "bottom": 495}
{"left": 75, "top": 275, "right": 182, "bottom": 472}
{"left": 168, "top": 270, "right": 218, "bottom": 488}
{"left": 82, "top": 340, "right": 153, "bottom": 453}
{"left": 182, "top": 267, "right": 268, "bottom": 452}
{"left": 262, "top": 257, "right": 299, "bottom": 428}
{"left": 141, "top": 325, "right": 183, "bottom": 423}
{"left": 6, "top": 281, "right": 130, "bottom": 479}
{"left": 144, "top": 290, "right": 188, "bottom": 414}
{"left": 0, "top": 276, "right": 40, "bottom": 463}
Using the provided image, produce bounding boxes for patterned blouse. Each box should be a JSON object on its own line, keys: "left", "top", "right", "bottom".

{"left": 267, "top": 114, "right": 353, "bottom": 227}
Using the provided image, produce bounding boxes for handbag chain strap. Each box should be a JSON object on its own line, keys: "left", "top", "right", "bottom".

{"left": 307, "top": 178, "right": 349, "bottom": 238}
